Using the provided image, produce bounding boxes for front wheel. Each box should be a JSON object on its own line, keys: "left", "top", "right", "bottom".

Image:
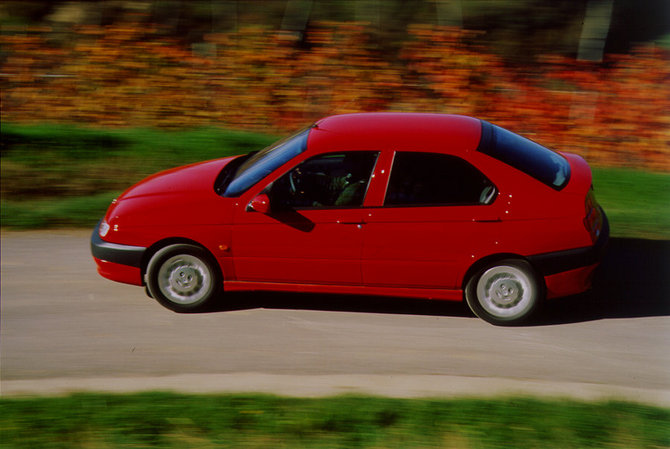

{"left": 465, "top": 259, "right": 543, "bottom": 325}
{"left": 145, "top": 244, "right": 221, "bottom": 312}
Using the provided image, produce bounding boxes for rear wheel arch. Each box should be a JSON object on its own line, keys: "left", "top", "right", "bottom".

{"left": 461, "top": 253, "right": 532, "bottom": 290}
{"left": 462, "top": 254, "right": 546, "bottom": 325}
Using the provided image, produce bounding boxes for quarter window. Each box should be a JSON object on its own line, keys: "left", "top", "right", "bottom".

{"left": 385, "top": 152, "right": 496, "bottom": 206}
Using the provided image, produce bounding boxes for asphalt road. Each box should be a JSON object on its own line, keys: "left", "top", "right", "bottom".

{"left": 2, "top": 230, "right": 669, "bottom": 404}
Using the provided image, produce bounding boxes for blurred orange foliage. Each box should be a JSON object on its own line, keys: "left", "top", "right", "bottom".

{"left": 1, "top": 21, "right": 668, "bottom": 170}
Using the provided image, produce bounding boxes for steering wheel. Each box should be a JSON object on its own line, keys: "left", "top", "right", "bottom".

{"left": 289, "top": 168, "right": 301, "bottom": 194}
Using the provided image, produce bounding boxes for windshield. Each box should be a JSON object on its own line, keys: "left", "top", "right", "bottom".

{"left": 477, "top": 121, "right": 570, "bottom": 190}
{"left": 222, "top": 127, "right": 310, "bottom": 197}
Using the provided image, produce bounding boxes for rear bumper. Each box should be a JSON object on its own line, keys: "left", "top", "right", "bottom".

{"left": 529, "top": 210, "right": 609, "bottom": 298}
{"left": 528, "top": 210, "right": 609, "bottom": 277}
{"left": 91, "top": 220, "right": 146, "bottom": 285}
{"left": 544, "top": 263, "right": 599, "bottom": 299}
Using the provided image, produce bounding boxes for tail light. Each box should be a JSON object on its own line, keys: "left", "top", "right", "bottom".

{"left": 583, "top": 186, "right": 603, "bottom": 243}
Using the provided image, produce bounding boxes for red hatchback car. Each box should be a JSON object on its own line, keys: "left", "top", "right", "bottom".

{"left": 92, "top": 113, "right": 608, "bottom": 325}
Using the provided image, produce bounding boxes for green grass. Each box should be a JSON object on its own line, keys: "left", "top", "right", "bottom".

{"left": 0, "top": 192, "right": 121, "bottom": 229}
{"left": 1, "top": 123, "right": 277, "bottom": 229}
{"left": 592, "top": 167, "right": 670, "bottom": 240}
{"left": 1, "top": 123, "right": 277, "bottom": 198}
{"left": 1, "top": 393, "right": 668, "bottom": 448}
{"left": 1, "top": 123, "right": 669, "bottom": 239}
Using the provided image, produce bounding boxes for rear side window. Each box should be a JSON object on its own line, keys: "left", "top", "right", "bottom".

{"left": 477, "top": 121, "right": 570, "bottom": 190}
{"left": 385, "top": 152, "right": 496, "bottom": 206}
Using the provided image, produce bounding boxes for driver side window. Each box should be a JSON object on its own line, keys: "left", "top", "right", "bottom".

{"left": 268, "top": 152, "right": 378, "bottom": 210}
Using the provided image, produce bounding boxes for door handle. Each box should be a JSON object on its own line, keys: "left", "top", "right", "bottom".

{"left": 337, "top": 221, "right": 365, "bottom": 229}
{"left": 474, "top": 218, "right": 502, "bottom": 223}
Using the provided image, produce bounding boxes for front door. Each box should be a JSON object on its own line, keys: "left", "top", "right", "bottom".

{"left": 232, "top": 151, "right": 378, "bottom": 285}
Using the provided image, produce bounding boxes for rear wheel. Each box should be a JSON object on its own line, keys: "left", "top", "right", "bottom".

{"left": 465, "top": 259, "right": 543, "bottom": 325}
{"left": 145, "top": 244, "right": 221, "bottom": 312}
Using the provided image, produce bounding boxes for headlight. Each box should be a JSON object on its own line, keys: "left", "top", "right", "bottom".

{"left": 99, "top": 220, "right": 111, "bottom": 237}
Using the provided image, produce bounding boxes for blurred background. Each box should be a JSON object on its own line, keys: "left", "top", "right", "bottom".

{"left": 1, "top": 6, "right": 669, "bottom": 447}
{"left": 2, "top": 0, "right": 669, "bottom": 166}
{"left": 1, "top": 0, "right": 669, "bottom": 230}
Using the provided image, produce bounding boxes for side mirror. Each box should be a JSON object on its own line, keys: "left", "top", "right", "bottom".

{"left": 247, "top": 193, "right": 271, "bottom": 214}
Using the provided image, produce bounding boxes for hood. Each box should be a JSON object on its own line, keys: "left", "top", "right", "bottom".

{"left": 118, "top": 158, "right": 233, "bottom": 200}
{"left": 105, "top": 157, "right": 236, "bottom": 229}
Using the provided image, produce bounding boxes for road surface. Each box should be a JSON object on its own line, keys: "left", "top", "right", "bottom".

{"left": 1, "top": 230, "right": 669, "bottom": 404}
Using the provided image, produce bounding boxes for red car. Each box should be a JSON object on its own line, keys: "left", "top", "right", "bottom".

{"left": 92, "top": 113, "right": 608, "bottom": 325}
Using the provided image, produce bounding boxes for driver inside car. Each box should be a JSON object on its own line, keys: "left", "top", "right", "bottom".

{"left": 270, "top": 152, "right": 376, "bottom": 210}
{"left": 312, "top": 153, "right": 372, "bottom": 207}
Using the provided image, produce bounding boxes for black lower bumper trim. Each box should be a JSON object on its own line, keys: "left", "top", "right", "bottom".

{"left": 528, "top": 210, "right": 609, "bottom": 276}
{"left": 91, "top": 221, "right": 146, "bottom": 268}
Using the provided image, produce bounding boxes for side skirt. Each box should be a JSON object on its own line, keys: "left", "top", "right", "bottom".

{"left": 224, "top": 281, "right": 463, "bottom": 301}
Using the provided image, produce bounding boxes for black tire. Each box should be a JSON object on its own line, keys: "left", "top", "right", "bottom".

{"left": 145, "top": 244, "right": 222, "bottom": 312}
{"left": 465, "top": 259, "right": 543, "bottom": 326}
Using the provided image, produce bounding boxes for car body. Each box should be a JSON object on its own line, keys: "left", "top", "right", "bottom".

{"left": 91, "top": 113, "right": 608, "bottom": 325}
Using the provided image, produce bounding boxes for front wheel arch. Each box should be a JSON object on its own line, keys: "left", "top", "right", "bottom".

{"left": 141, "top": 238, "right": 222, "bottom": 282}
{"left": 143, "top": 241, "right": 223, "bottom": 312}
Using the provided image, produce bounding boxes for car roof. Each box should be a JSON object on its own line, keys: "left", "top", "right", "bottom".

{"left": 311, "top": 113, "right": 482, "bottom": 153}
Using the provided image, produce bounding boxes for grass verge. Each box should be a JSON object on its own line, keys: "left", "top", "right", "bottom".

{"left": 592, "top": 167, "right": 670, "bottom": 240}
{"left": 1, "top": 123, "right": 277, "bottom": 229}
{"left": 1, "top": 393, "right": 668, "bottom": 448}
{"left": 1, "top": 123, "right": 277, "bottom": 198}
{"left": 1, "top": 123, "right": 669, "bottom": 239}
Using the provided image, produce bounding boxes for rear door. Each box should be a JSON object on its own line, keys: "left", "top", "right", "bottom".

{"left": 362, "top": 151, "right": 502, "bottom": 289}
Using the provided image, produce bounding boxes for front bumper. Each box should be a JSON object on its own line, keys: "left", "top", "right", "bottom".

{"left": 91, "top": 220, "right": 146, "bottom": 285}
